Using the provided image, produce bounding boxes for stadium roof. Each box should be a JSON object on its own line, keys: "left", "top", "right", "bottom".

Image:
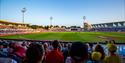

{"left": 0, "top": 20, "right": 29, "bottom": 25}
{"left": 92, "top": 21, "right": 125, "bottom": 25}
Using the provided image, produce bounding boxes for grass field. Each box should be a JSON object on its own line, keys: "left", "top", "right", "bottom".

{"left": 0, "top": 32, "right": 125, "bottom": 42}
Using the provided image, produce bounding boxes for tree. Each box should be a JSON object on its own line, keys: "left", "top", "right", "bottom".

{"left": 61, "top": 26, "right": 66, "bottom": 28}
{"left": 30, "top": 25, "right": 38, "bottom": 29}
{"left": 44, "top": 25, "right": 49, "bottom": 30}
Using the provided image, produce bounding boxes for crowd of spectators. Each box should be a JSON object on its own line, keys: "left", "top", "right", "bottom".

{"left": 0, "top": 29, "right": 32, "bottom": 36}
{"left": 0, "top": 24, "right": 42, "bottom": 36}
{"left": 50, "top": 28, "right": 67, "bottom": 32}
{"left": 0, "top": 40, "right": 124, "bottom": 63}
{"left": 0, "top": 25, "right": 31, "bottom": 29}
{"left": 0, "top": 29, "right": 42, "bottom": 36}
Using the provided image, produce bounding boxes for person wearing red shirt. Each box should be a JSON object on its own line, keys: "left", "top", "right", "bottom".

{"left": 45, "top": 40, "right": 64, "bottom": 63}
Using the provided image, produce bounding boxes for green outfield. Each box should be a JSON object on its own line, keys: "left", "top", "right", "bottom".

{"left": 0, "top": 32, "right": 125, "bottom": 42}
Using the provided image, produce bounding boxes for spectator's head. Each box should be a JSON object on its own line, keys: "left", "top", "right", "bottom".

{"left": 61, "top": 43, "right": 64, "bottom": 47}
{"left": 52, "top": 40, "right": 59, "bottom": 49}
{"left": 2, "top": 42, "right": 9, "bottom": 48}
{"left": 64, "top": 43, "right": 67, "bottom": 47}
{"left": 94, "top": 44, "right": 105, "bottom": 59}
{"left": 105, "top": 41, "right": 108, "bottom": 43}
{"left": 22, "top": 42, "right": 26, "bottom": 46}
{"left": 109, "top": 40, "right": 115, "bottom": 44}
{"left": 70, "top": 42, "right": 88, "bottom": 62}
{"left": 0, "top": 42, "right": 3, "bottom": 48}
{"left": 68, "top": 43, "right": 72, "bottom": 49}
{"left": 11, "top": 42, "right": 22, "bottom": 48}
{"left": 9, "top": 42, "right": 15, "bottom": 49}
{"left": 91, "top": 52, "right": 102, "bottom": 61}
{"left": 108, "top": 44, "right": 117, "bottom": 53}
{"left": 88, "top": 43, "right": 93, "bottom": 48}
{"left": 26, "top": 43, "right": 44, "bottom": 63}
{"left": 43, "top": 43, "right": 48, "bottom": 49}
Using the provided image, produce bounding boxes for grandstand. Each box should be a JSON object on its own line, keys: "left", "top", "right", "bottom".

{"left": 90, "top": 21, "right": 125, "bottom": 32}
{"left": 49, "top": 28, "right": 67, "bottom": 32}
{"left": 67, "top": 26, "right": 82, "bottom": 32}
{"left": 0, "top": 20, "right": 41, "bottom": 36}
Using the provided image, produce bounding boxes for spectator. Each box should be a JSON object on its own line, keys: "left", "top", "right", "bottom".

{"left": 87, "top": 43, "right": 93, "bottom": 62}
{"left": 66, "top": 42, "right": 88, "bottom": 63}
{"left": 0, "top": 42, "right": 8, "bottom": 57}
{"left": 24, "top": 43, "right": 44, "bottom": 63}
{"left": 104, "top": 44, "right": 121, "bottom": 63}
{"left": 48, "top": 42, "right": 53, "bottom": 52}
{"left": 0, "top": 42, "right": 17, "bottom": 63}
{"left": 88, "top": 43, "right": 93, "bottom": 53}
{"left": 43, "top": 43, "right": 49, "bottom": 55}
{"left": 11, "top": 42, "right": 26, "bottom": 59}
{"left": 21, "top": 42, "right": 28, "bottom": 50}
{"left": 109, "top": 40, "right": 115, "bottom": 44}
{"left": 45, "top": 40, "right": 64, "bottom": 63}
{"left": 94, "top": 44, "right": 105, "bottom": 60}
{"left": 91, "top": 52, "right": 102, "bottom": 63}
{"left": 42, "top": 43, "right": 49, "bottom": 63}
{"left": 0, "top": 57, "right": 17, "bottom": 63}
{"left": 62, "top": 43, "right": 69, "bottom": 62}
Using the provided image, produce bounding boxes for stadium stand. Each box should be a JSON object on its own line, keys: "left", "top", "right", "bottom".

{"left": 0, "top": 20, "right": 41, "bottom": 36}
{"left": 50, "top": 28, "right": 67, "bottom": 32}
{"left": 0, "top": 39, "right": 125, "bottom": 63}
{"left": 90, "top": 21, "right": 125, "bottom": 32}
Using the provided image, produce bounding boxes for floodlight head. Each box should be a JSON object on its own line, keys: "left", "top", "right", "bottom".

{"left": 83, "top": 16, "right": 86, "bottom": 20}
{"left": 21, "top": 8, "right": 27, "bottom": 13}
{"left": 50, "top": 16, "right": 53, "bottom": 20}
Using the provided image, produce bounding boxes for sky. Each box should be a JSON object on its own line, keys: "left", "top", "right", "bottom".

{"left": 0, "top": 0, "right": 125, "bottom": 26}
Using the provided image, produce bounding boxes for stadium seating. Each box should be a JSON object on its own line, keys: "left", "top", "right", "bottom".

{"left": 90, "top": 28, "right": 125, "bottom": 32}
{"left": 90, "top": 21, "right": 125, "bottom": 32}
{"left": 0, "top": 20, "right": 42, "bottom": 36}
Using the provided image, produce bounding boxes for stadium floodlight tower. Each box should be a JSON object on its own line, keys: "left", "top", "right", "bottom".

{"left": 21, "top": 8, "right": 27, "bottom": 23}
{"left": 50, "top": 16, "right": 53, "bottom": 26}
{"left": 83, "top": 16, "right": 88, "bottom": 31}
{"left": 83, "top": 16, "right": 92, "bottom": 31}
{"left": 83, "top": 16, "right": 86, "bottom": 28}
